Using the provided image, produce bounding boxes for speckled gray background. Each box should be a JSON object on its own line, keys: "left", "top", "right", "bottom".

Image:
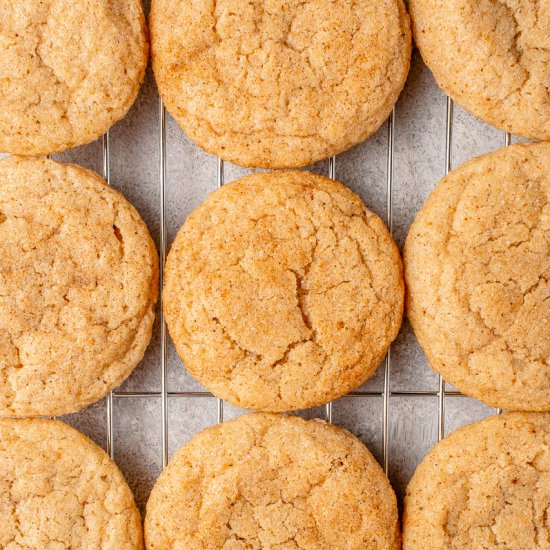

{"left": 8, "top": 2, "right": 527, "bottom": 515}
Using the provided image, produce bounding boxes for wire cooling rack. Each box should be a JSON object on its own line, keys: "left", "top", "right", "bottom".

{"left": 99, "top": 92, "right": 510, "bottom": 487}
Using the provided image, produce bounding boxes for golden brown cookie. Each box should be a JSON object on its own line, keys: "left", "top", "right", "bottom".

{"left": 404, "top": 142, "right": 549, "bottom": 411}
{"left": 145, "top": 412, "right": 400, "bottom": 550}
{"left": 164, "top": 170, "right": 404, "bottom": 411}
{"left": 409, "top": 0, "right": 550, "bottom": 140}
{"left": 0, "top": 418, "right": 143, "bottom": 549}
{"left": 0, "top": 0, "right": 148, "bottom": 156}
{"left": 150, "top": 0, "right": 411, "bottom": 168}
{"left": 403, "top": 412, "right": 550, "bottom": 549}
{"left": 0, "top": 156, "right": 158, "bottom": 417}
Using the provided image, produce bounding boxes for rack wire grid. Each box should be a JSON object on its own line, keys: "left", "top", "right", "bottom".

{"left": 104, "top": 94, "right": 510, "bottom": 461}
{"left": 112, "top": 106, "right": 508, "bottom": 462}
{"left": 32, "top": 50, "right": 516, "bottom": 511}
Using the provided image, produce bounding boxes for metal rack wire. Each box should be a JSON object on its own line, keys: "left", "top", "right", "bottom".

{"left": 101, "top": 94, "right": 510, "bottom": 479}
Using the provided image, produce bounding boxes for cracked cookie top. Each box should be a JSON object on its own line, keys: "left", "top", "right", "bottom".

{"left": 145, "top": 412, "right": 400, "bottom": 549}
{"left": 409, "top": 0, "right": 550, "bottom": 140}
{"left": 0, "top": 156, "right": 158, "bottom": 417}
{"left": 403, "top": 412, "right": 550, "bottom": 550}
{"left": 149, "top": 0, "right": 411, "bottom": 168}
{"left": 164, "top": 170, "right": 404, "bottom": 411}
{"left": 0, "top": 0, "right": 148, "bottom": 156}
{"left": 404, "top": 142, "right": 550, "bottom": 411}
{"left": 0, "top": 418, "right": 143, "bottom": 549}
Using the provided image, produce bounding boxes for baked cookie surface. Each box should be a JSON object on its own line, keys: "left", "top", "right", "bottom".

{"left": 403, "top": 412, "right": 550, "bottom": 549}
{"left": 409, "top": 0, "right": 550, "bottom": 140}
{"left": 405, "top": 142, "right": 550, "bottom": 411}
{"left": 145, "top": 412, "right": 400, "bottom": 550}
{"left": 164, "top": 170, "right": 404, "bottom": 411}
{"left": 150, "top": 0, "right": 411, "bottom": 168}
{"left": 0, "top": 156, "right": 158, "bottom": 417}
{"left": 0, "top": 418, "right": 143, "bottom": 549}
{"left": 0, "top": 0, "right": 148, "bottom": 156}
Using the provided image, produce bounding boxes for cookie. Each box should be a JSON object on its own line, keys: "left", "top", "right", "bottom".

{"left": 0, "top": 156, "right": 158, "bottom": 417}
{"left": 403, "top": 412, "right": 550, "bottom": 549}
{"left": 0, "top": 0, "right": 148, "bottom": 156}
{"left": 150, "top": 0, "right": 411, "bottom": 168}
{"left": 145, "top": 412, "right": 400, "bottom": 549}
{"left": 405, "top": 142, "right": 550, "bottom": 411}
{"left": 164, "top": 170, "right": 404, "bottom": 411}
{"left": 409, "top": 0, "right": 550, "bottom": 140}
{"left": 0, "top": 418, "right": 142, "bottom": 549}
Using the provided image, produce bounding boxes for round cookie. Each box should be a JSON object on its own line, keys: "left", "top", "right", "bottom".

{"left": 164, "top": 170, "right": 404, "bottom": 411}
{"left": 409, "top": 0, "right": 550, "bottom": 140}
{"left": 145, "top": 412, "right": 400, "bottom": 549}
{"left": 150, "top": 0, "right": 411, "bottom": 168}
{"left": 0, "top": 418, "right": 142, "bottom": 549}
{"left": 0, "top": 0, "right": 148, "bottom": 156}
{"left": 403, "top": 412, "right": 550, "bottom": 549}
{"left": 0, "top": 156, "right": 158, "bottom": 417}
{"left": 404, "top": 142, "right": 550, "bottom": 411}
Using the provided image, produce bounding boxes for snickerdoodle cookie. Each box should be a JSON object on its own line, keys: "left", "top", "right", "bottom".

{"left": 403, "top": 412, "right": 550, "bottom": 549}
{"left": 145, "top": 413, "right": 400, "bottom": 549}
{"left": 404, "top": 142, "right": 549, "bottom": 411}
{"left": 164, "top": 170, "right": 404, "bottom": 411}
{"left": 150, "top": 0, "right": 411, "bottom": 168}
{"left": 0, "top": 156, "right": 158, "bottom": 417}
{"left": 409, "top": 0, "right": 550, "bottom": 140}
{"left": 0, "top": 0, "right": 148, "bottom": 156}
{"left": 0, "top": 418, "right": 143, "bottom": 549}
